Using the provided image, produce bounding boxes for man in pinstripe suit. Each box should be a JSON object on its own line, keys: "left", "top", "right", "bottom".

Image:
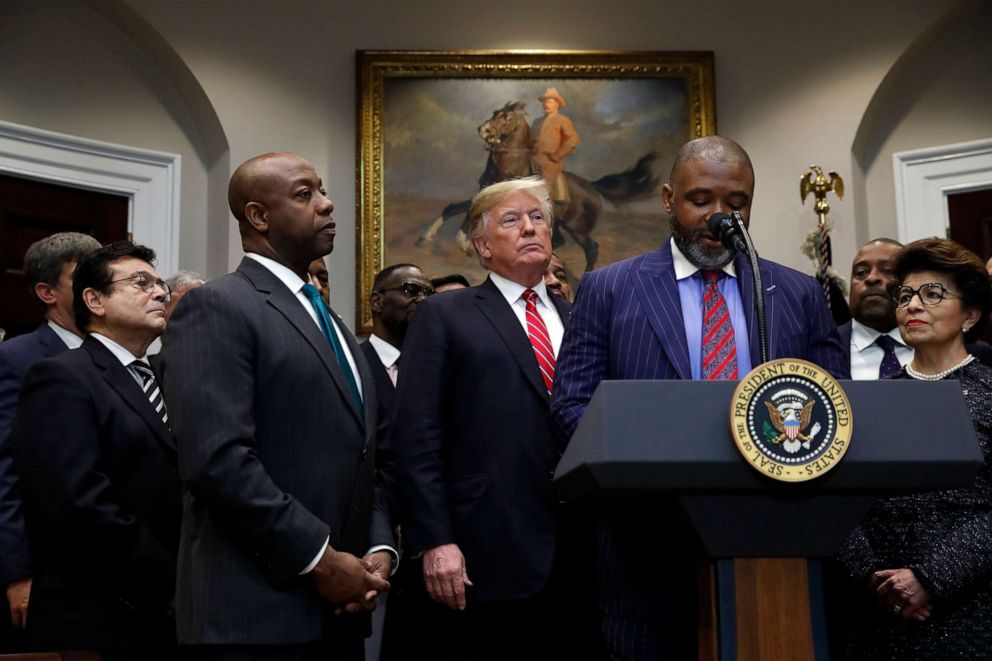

{"left": 551, "top": 136, "right": 848, "bottom": 659}
{"left": 160, "top": 153, "right": 393, "bottom": 660}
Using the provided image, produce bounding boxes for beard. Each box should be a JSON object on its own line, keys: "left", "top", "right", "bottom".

{"left": 669, "top": 214, "right": 735, "bottom": 269}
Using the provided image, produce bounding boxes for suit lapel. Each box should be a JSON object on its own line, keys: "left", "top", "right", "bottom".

{"left": 238, "top": 259, "right": 365, "bottom": 429}
{"left": 334, "top": 307, "right": 375, "bottom": 440}
{"left": 84, "top": 338, "right": 175, "bottom": 453}
{"left": 36, "top": 323, "right": 69, "bottom": 357}
{"left": 632, "top": 245, "right": 692, "bottom": 379}
{"left": 474, "top": 278, "right": 550, "bottom": 401}
{"left": 736, "top": 253, "right": 776, "bottom": 368}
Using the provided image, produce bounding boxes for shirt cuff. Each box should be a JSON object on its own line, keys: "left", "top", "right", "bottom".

{"left": 366, "top": 544, "right": 400, "bottom": 575}
{"left": 299, "top": 537, "right": 329, "bottom": 575}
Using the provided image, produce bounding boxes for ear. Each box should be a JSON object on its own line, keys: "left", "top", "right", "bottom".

{"left": 474, "top": 235, "right": 492, "bottom": 261}
{"left": 661, "top": 183, "right": 674, "bottom": 215}
{"left": 244, "top": 201, "right": 269, "bottom": 233}
{"left": 964, "top": 307, "right": 982, "bottom": 331}
{"left": 34, "top": 282, "right": 57, "bottom": 306}
{"left": 370, "top": 291, "right": 383, "bottom": 314}
{"left": 82, "top": 288, "right": 107, "bottom": 320}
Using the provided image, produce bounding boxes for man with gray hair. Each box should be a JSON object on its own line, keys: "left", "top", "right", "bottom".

{"left": 0, "top": 232, "right": 99, "bottom": 643}
{"left": 391, "top": 177, "right": 570, "bottom": 658}
{"left": 164, "top": 270, "right": 206, "bottom": 321}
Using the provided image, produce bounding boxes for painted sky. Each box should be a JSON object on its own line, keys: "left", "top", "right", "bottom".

{"left": 383, "top": 77, "right": 690, "bottom": 198}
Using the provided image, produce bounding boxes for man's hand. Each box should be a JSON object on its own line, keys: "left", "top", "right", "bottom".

{"left": 6, "top": 578, "right": 31, "bottom": 629}
{"left": 363, "top": 550, "right": 394, "bottom": 582}
{"left": 423, "top": 543, "right": 473, "bottom": 610}
{"left": 872, "top": 568, "right": 932, "bottom": 621}
{"left": 311, "top": 547, "right": 389, "bottom": 613}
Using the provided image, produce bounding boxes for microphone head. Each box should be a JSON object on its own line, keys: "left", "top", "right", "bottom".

{"left": 706, "top": 212, "right": 734, "bottom": 237}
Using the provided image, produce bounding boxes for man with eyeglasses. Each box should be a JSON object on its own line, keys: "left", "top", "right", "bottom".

{"left": 838, "top": 238, "right": 914, "bottom": 380}
{"left": 9, "top": 241, "right": 181, "bottom": 657}
{"left": 361, "top": 263, "right": 431, "bottom": 658}
{"left": 391, "top": 177, "right": 572, "bottom": 659}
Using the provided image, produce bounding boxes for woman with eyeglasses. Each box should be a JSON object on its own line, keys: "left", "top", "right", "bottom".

{"left": 839, "top": 237, "right": 992, "bottom": 660}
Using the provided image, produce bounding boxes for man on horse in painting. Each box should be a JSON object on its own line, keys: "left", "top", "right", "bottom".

{"left": 531, "top": 87, "right": 580, "bottom": 204}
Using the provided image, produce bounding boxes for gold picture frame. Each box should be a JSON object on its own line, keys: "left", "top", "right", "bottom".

{"left": 356, "top": 50, "right": 716, "bottom": 333}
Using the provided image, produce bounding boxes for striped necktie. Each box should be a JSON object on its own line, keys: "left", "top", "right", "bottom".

{"left": 522, "top": 289, "right": 556, "bottom": 395}
{"left": 129, "top": 361, "right": 169, "bottom": 426}
{"left": 701, "top": 270, "right": 739, "bottom": 380}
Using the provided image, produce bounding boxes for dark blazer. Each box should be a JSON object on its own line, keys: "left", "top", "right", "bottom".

{"left": 553, "top": 241, "right": 850, "bottom": 438}
{"left": 360, "top": 340, "right": 397, "bottom": 421}
{"left": 838, "top": 320, "right": 853, "bottom": 366}
{"left": 10, "top": 336, "right": 180, "bottom": 652}
{"left": 0, "top": 323, "right": 71, "bottom": 587}
{"left": 550, "top": 242, "right": 848, "bottom": 658}
{"left": 159, "top": 257, "right": 393, "bottom": 647}
{"left": 393, "top": 277, "right": 570, "bottom": 603}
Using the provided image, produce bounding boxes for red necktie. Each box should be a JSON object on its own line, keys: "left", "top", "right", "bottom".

{"left": 523, "top": 289, "right": 556, "bottom": 395}
{"left": 701, "top": 271, "right": 738, "bottom": 380}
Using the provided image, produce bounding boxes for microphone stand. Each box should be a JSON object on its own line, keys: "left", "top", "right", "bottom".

{"left": 732, "top": 212, "right": 769, "bottom": 365}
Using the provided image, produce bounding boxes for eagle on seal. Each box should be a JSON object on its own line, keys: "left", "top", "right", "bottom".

{"left": 765, "top": 400, "right": 819, "bottom": 453}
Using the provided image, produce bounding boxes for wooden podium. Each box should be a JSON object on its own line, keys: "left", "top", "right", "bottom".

{"left": 554, "top": 380, "right": 982, "bottom": 661}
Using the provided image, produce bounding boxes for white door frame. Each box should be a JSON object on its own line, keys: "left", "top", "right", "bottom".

{"left": 893, "top": 137, "right": 992, "bottom": 243}
{"left": 0, "top": 120, "right": 181, "bottom": 275}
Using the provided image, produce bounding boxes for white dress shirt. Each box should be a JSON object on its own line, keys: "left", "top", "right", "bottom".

{"left": 48, "top": 320, "right": 83, "bottom": 350}
{"left": 488, "top": 272, "right": 564, "bottom": 355}
{"left": 90, "top": 332, "right": 151, "bottom": 387}
{"left": 368, "top": 334, "right": 400, "bottom": 385}
{"left": 849, "top": 319, "right": 914, "bottom": 380}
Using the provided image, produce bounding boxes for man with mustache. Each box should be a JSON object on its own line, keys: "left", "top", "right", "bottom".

{"left": 10, "top": 241, "right": 180, "bottom": 657}
{"left": 552, "top": 136, "right": 848, "bottom": 658}
{"left": 838, "top": 238, "right": 913, "bottom": 379}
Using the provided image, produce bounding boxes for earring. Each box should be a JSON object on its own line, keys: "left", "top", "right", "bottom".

{"left": 963, "top": 325, "right": 971, "bottom": 333}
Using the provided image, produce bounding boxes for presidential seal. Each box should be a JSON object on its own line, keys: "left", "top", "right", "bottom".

{"left": 729, "top": 359, "right": 853, "bottom": 482}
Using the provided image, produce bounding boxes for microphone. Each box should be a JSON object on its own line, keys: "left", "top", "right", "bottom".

{"left": 706, "top": 211, "right": 749, "bottom": 255}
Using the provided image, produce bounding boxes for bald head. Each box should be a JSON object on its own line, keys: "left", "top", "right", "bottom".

{"left": 228, "top": 152, "right": 306, "bottom": 223}
{"left": 668, "top": 136, "right": 754, "bottom": 195}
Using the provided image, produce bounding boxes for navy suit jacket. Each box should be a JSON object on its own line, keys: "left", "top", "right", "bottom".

{"left": 0, "top": 323, "right": 71, "bottom": 586}
{"left": 838, "top": 320, "right": 853, "bottom": 366}
{"left": 159, "top": 257, "right": 393, "bottom": 646}
{"left": 10, "top": 337, "right": 180, "bottom": 648}
{"left": 393, "top": 277, "right": 570, "bottom": 603}
{"left": 552, "top": 241, "right": 850, "bottom": 439}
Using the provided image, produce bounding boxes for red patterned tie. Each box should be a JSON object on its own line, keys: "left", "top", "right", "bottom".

{"left": 523, "top": 289, "right": 556, "bottom": 395}
{"left": 701, "top": 271, "right": 739, "bottom": 380}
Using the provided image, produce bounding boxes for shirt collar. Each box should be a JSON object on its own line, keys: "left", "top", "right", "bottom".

{"left": 47, "top": 320, "right": 83, "bottom": 350}
{"left": 90, "top": 332, "right": 149, "bottom": 365}
{"left": 368, "top": 334, "right": 400, "bottom": 369}
{"left": 246, "top": 252, "right": 308, "bottom": 296}
{"left": 670, "top": 237, "right": 737, "bottom": 281}
{"left": 488, "top": 271, "right": 554, "bottom": 309}
{"left": 850, "top": 319, "right": 907, "bottom": 352}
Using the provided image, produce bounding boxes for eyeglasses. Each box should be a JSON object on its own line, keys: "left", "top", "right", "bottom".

{"left": 109, "top": 271, "right": 173, "bottom": 302}
{"left": 894, "top": 282, "right": 960, "bottom": 308}
{"left": 377, "top": 282, "right": 436, "bottom": 299}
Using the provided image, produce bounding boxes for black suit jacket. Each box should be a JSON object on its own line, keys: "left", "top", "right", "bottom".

{"left": 159, "top": 257, "right": 393, "bottom": 646}
{"left": 393, "top": 277, "right": 570, "bottom": 603}
{"left": 10, "top": 336, "right": 180, "bottom": 649}
{"left": 0, "top": 323, "right": 70, "bottom": 586}
{"left": 838, "top": 320, "right": 853, "bottom": 365}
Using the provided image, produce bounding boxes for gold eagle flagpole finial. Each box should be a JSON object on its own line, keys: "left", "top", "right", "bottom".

{"left": 800, "top": 165, "right": 845, "bottom": 310}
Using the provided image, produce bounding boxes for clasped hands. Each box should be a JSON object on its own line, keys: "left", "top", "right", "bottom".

{"left": 311, "top": 547, "right": 392, "bottom": 615}
{"left": 870, "top": 567, "right": 931, "bottom": 621}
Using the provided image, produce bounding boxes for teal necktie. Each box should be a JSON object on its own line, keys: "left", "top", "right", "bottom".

{"left": 302, "top": 284, "right": 364, "bottom": 417}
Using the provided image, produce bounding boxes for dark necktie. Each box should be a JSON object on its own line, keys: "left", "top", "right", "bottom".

{"left": 301, "top": 284, "right": 364, "bottom": 416}
{"left": 701, "top": 271, "right": 738, "bottom": 380}
{"left": 522, "top": 289, "right": 556, "bottom": 395}
{"left": 875, "top": 334, "right": 902, "bottom": 379}
{"left": 129, "top": 361, "right": 169, "bottom": 427}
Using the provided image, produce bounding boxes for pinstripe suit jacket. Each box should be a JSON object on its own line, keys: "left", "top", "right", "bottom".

{"left": 552, "top": 241, "right": 849, "bottom": 440}
{"left": 159, "top": 257, "right": 393, "bottom": 646}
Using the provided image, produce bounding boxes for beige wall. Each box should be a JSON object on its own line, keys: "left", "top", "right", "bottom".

{"left": 2, "top": 0, "right": 987, "bottom": 328}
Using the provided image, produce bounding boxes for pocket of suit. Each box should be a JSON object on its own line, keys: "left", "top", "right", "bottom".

{"left": 446, "top": 473, "right": 489, "bottom": 504}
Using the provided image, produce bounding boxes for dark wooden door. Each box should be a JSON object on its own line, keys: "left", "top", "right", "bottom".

{"left": 0, "top": 174, "right": 128, "bottom": 339}
{"left": 948, "top": 187, "right": 992, "bottom": 261}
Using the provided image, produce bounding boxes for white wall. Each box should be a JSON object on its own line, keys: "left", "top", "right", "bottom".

{"left": 2, "top": 0, "right": 987, "bottom": 328}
